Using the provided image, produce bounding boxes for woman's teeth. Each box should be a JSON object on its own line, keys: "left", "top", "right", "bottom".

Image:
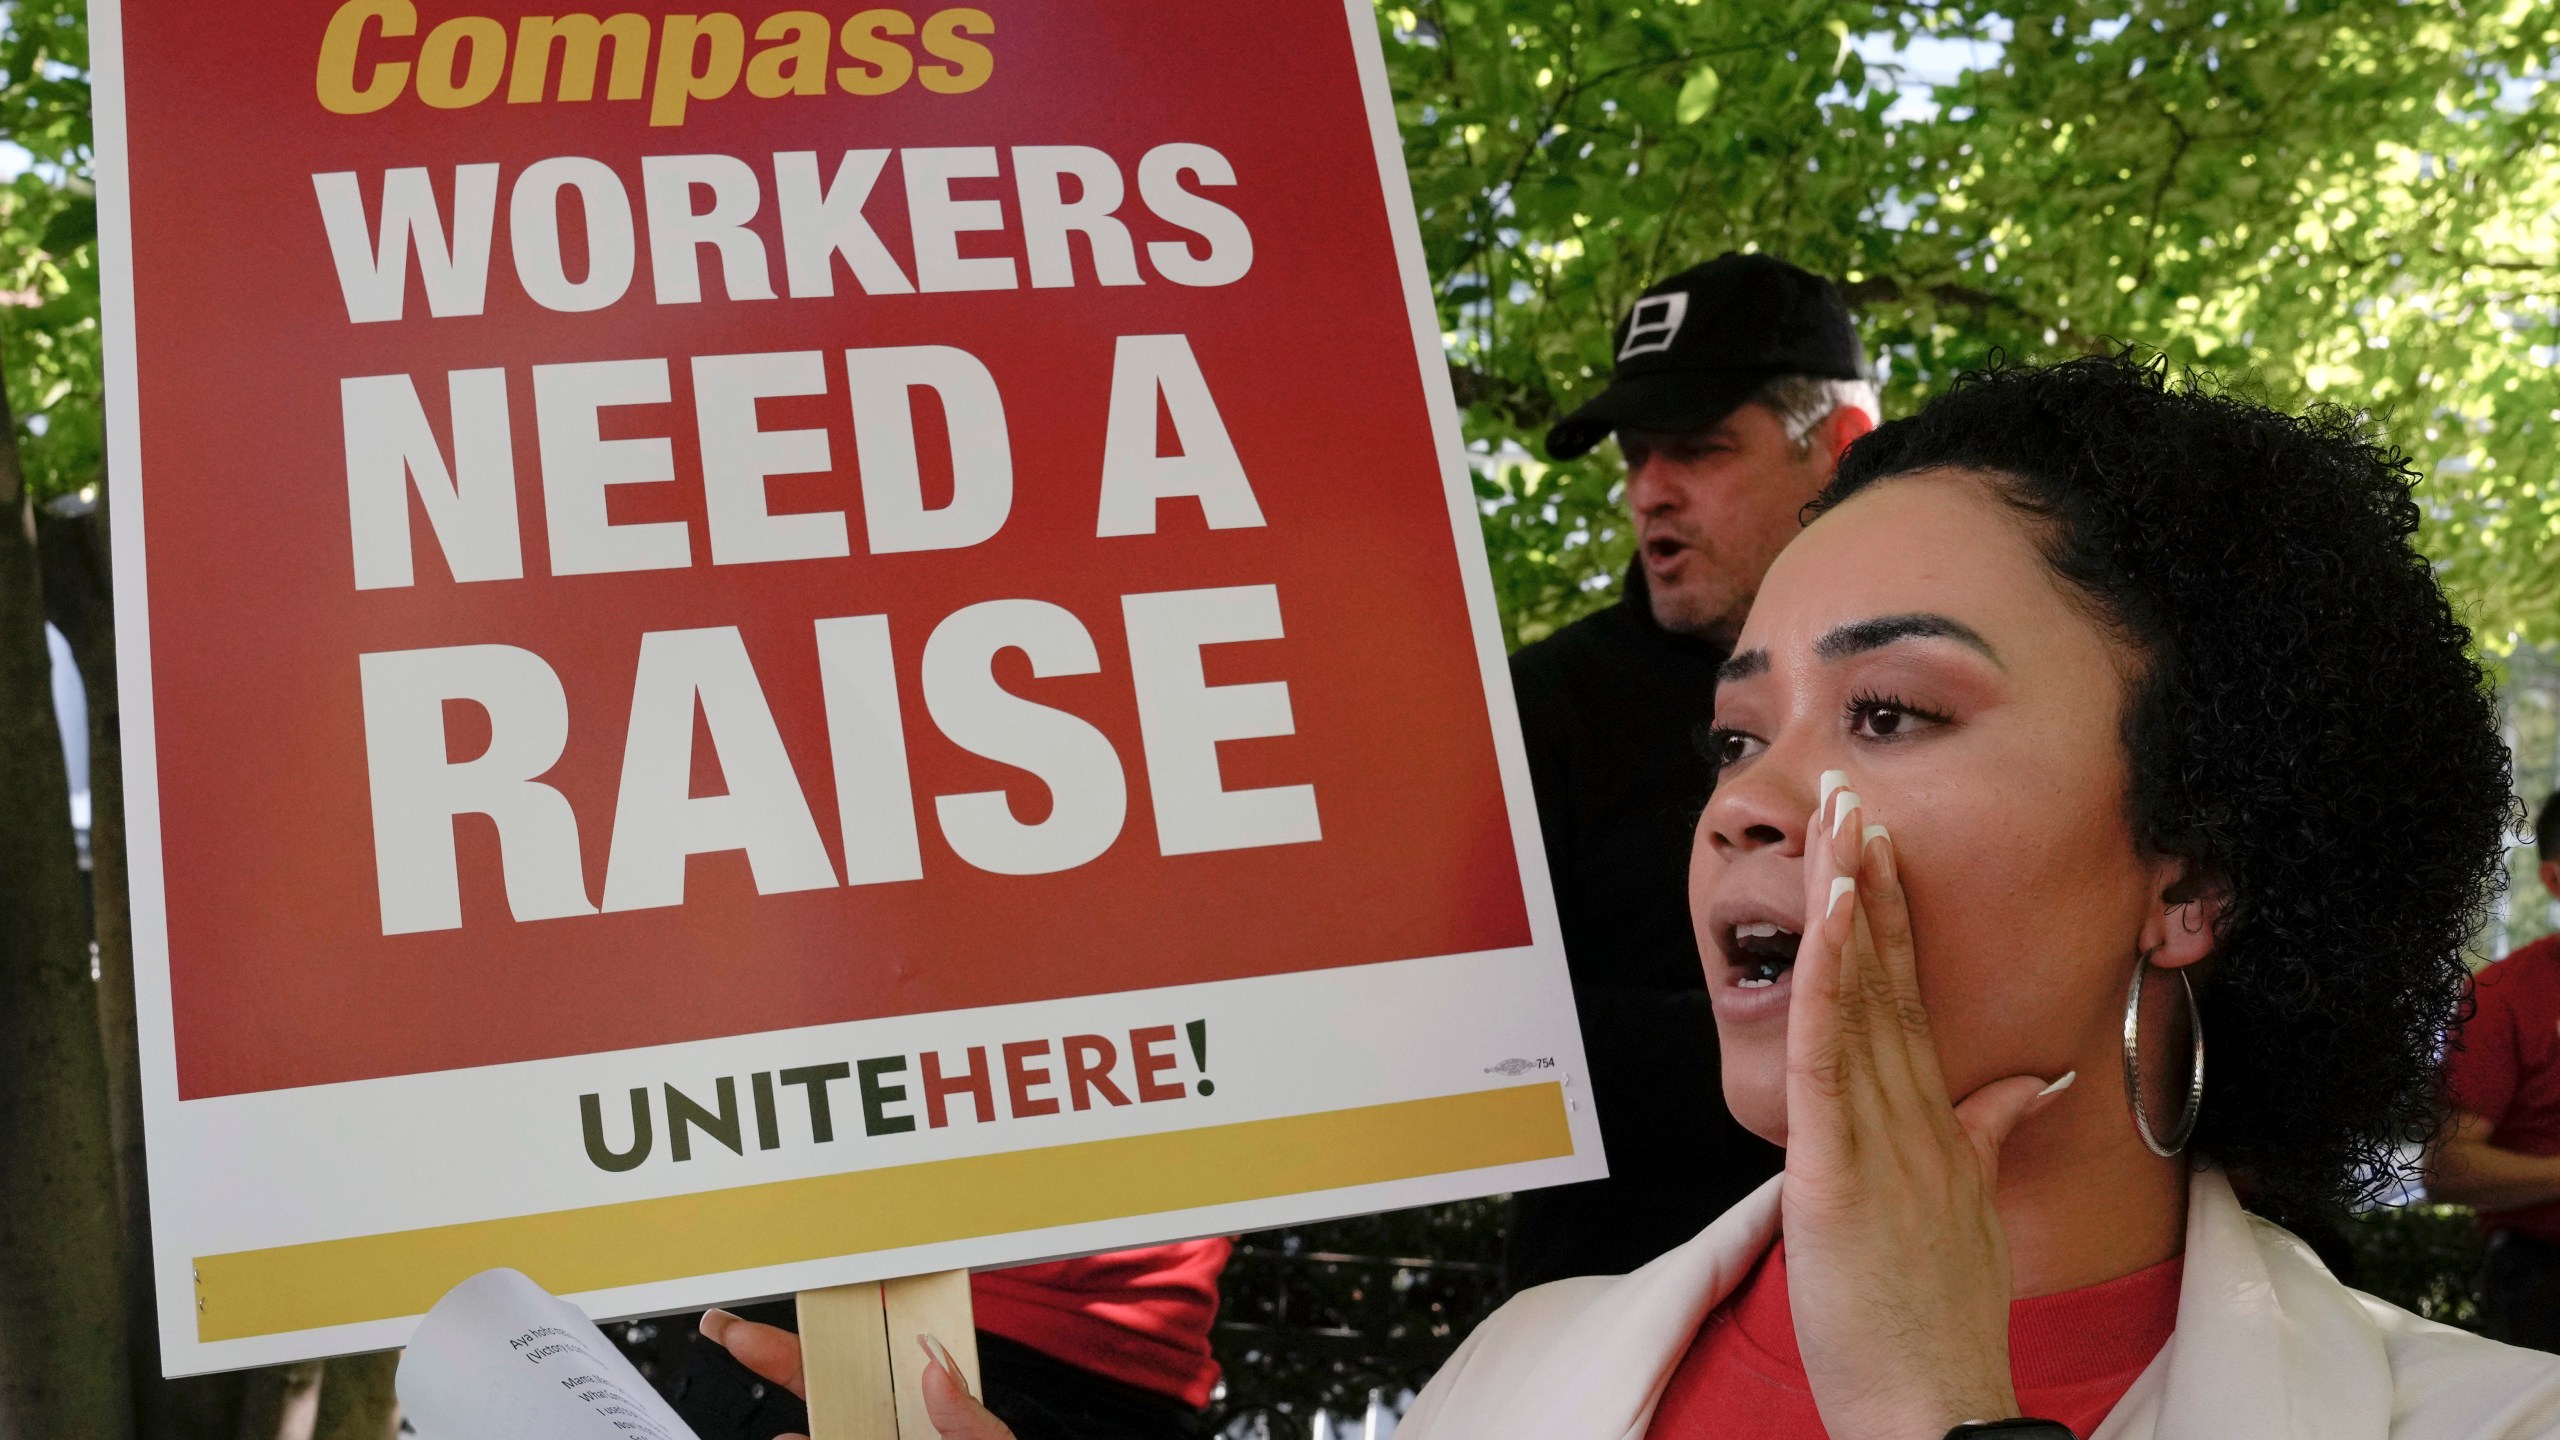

{"left": 1730, "top": 921, "right": 1800, "bottom": 989}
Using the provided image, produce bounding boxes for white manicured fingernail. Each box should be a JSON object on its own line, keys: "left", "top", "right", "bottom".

{"left": 2037, "top": 1070, "right": 2077, "bottom": 1097}
{"left": 919, "top": 1333, "right": 966, "bottom": 1393}
{"left": 1831, "top": 790, "right": 1861, "bottom": 837}
{"left": 1819, "top": 770, "right": 1850, "bottom": 806}
{"left": 1827, "top": 875, "right": 1856, "bottom": 915}
{"left": 1862, "top": 823, "right": 1888, "bottom": 845}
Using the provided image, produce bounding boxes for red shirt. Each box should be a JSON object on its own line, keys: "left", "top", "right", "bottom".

{"left": 1645, "top": 1241, "right": 2182, "bottom": 1439}
{"left": 971, "top": 1240, "right": 1232, "bottom": 1409}
{"left": 2444, "top": 935, "right": 2560, "bottom": 1241}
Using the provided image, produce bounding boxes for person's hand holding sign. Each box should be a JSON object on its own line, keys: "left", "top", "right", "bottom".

{"left": 699, "top": 1312, "right": 1016, "bottom": 1440}
{"left": 1781, "top": 781, "right": 2072, "bottom": 1440}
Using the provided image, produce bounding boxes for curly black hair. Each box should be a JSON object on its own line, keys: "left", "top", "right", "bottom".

{"left": 1808, "top": 348, "right": 2514, "bottom": 1217}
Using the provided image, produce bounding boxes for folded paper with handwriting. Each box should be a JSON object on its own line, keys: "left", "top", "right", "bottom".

{"left": 395, "top": 1269, "right": 700, "bottom": 1440}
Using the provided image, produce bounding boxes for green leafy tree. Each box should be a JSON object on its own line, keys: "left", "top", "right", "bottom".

{"left": 0, "top": 4, "right": 126, "bottom": 1436}
{"left": 0, "top": 0, "right": 99, "bottom": 505}
{"left": 1386, "top": 0, "right": 2560, "bottom": 648}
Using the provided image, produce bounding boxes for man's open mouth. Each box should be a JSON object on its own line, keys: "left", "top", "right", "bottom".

{"left": 1725, "top": 921, "right": 1800, "bottom": 989}
{"left": 1644, "top": 536, "right": 1686, "bottom": 563}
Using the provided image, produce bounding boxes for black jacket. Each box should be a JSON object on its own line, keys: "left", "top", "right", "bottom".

{"left": 1502, "top": 566, "right": 1784, "bottom": 1291}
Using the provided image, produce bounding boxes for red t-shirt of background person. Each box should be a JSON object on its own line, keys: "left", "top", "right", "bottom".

{"left": 972, "top": 1240, "right": 1234, "bottom": 1409}
{"left": 2445, "top": 934, "right": 2560, "bottom": 1242}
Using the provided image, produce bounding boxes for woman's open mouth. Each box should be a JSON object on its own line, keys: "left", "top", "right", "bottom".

{"left": 1726, "top": 921, "right": 1800, "bottom": 989}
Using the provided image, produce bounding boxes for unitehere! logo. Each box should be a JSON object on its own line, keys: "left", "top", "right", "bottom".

{"left": 317, "top": 1, "right": 995, "bottom": 128}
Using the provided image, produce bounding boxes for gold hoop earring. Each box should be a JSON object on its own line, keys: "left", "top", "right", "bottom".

{"left": 2122, "top": 959, "right": 2204, "bottom": 1157}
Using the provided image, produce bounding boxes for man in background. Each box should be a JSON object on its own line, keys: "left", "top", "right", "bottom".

{"left": 1505, "top": 252, "right": 1877, "bottom": 1290}
{"left": 2429, "top": 792, "right": 2560, "bottom": 1352}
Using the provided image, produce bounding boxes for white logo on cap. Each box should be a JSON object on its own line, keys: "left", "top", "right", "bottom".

{"left": 1618, "top": 292, "right": 1690, "bottom": 360}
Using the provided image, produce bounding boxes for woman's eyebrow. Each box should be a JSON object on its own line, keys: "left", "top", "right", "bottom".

{"left": 1813, "top": 613, "right": 2004, "bottom": 668}
{"left": 1717, "top": 649, "right": 1768, "bottom": 684}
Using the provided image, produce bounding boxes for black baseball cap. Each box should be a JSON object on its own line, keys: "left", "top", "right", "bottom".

{"left": 1545, "top": 252, "right": 1868, "bottom": 460}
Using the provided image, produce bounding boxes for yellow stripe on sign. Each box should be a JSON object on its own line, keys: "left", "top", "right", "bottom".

{"left": 195, "top": 1083, "right": 1572, "bottom": 1342}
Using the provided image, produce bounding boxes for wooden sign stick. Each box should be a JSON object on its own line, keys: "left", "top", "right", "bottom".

{"left": 801, "top": 1271, "right": 979, "bottom": 1440}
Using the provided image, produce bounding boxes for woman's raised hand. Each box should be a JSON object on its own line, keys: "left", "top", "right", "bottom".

{"left": 698, "top": 1310, "right": 1018, "bottom": 1440}
{"left": 1780, "top": 778, "right": 2071, "bottom": 1440}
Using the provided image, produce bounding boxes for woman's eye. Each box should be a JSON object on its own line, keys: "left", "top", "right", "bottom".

{"left": 1846, "top": 695, "right": 1947, "bottom": 741}
{"left": 1701, "top": 726, "right": 1762, "bottom": 769}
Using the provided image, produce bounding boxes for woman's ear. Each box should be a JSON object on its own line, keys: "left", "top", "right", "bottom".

{"left": 2141, "top": 856, "right": 2227, "bottom": 972}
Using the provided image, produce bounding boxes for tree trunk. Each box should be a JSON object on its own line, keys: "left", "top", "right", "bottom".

{"left": 42, "top": 481, "right": 245, "bottom": 1440}
{"left": 310, "top": 1353, "right": 402, "bottom": 1440}
{"left": 0, "top": 338, "right": 130, "bottom": 1433}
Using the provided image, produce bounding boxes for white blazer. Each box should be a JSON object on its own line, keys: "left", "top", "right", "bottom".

{"left": 1398, "top": 1169, "right": 2560, "bottom": 1439}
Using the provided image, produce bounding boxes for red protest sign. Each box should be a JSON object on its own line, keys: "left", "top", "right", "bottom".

{"left": 100, "top": 0, "right": 1595, "bottom": 1374}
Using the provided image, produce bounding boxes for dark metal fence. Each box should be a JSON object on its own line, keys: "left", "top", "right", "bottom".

{"left": 1206, "top": 1199, "right": 1509, "bottom": 1439}
{"left": 2343, "top": 1203, "right": 2487, "bottom": 1331}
